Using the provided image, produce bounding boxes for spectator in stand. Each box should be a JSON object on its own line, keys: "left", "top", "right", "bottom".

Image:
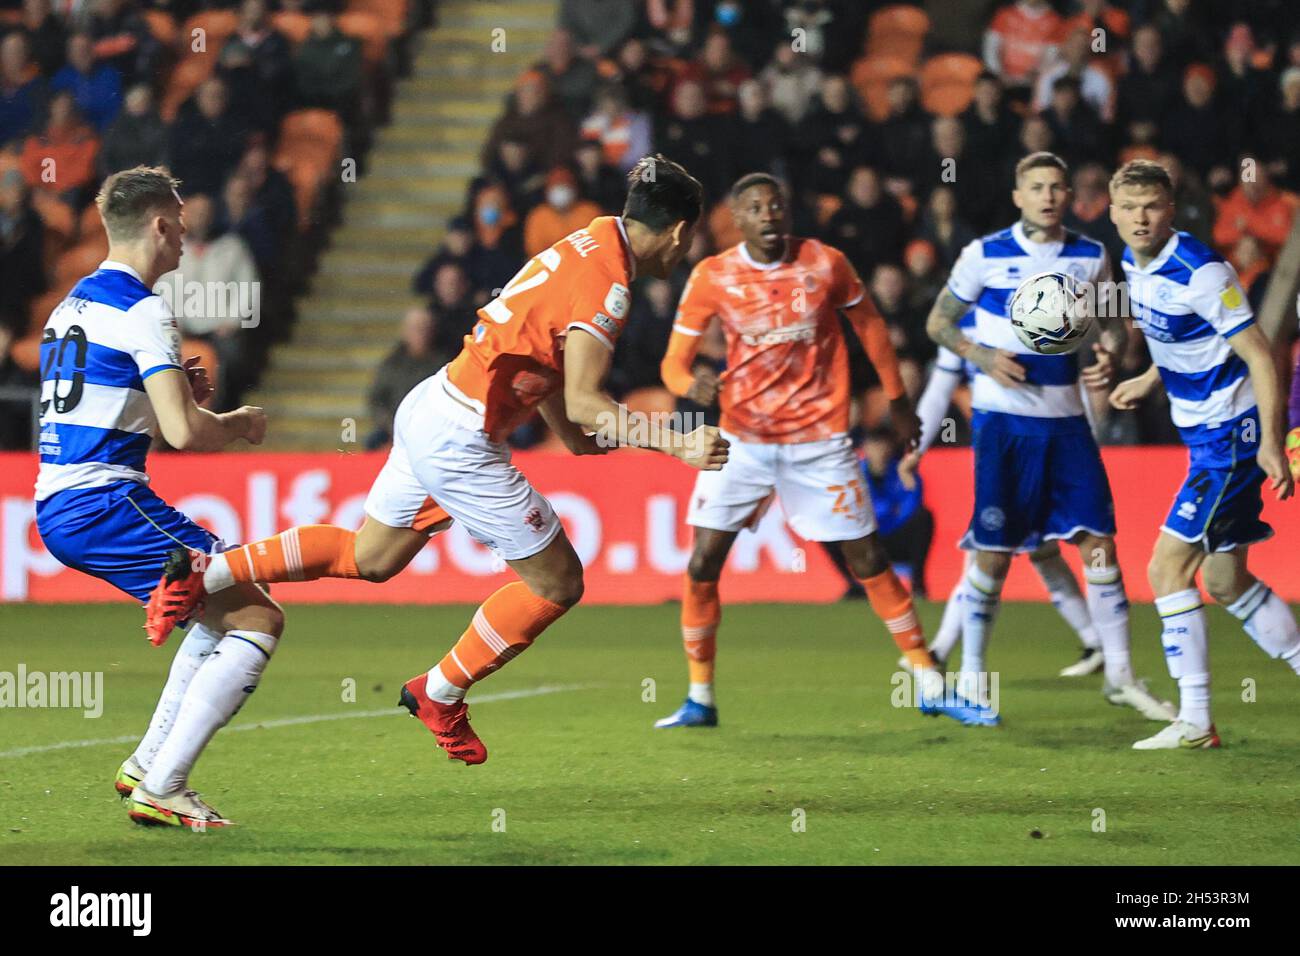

{"left": 1159, "top": 152, "right": 1214, "bottom": 243}
{"left": 20, "top": 90, "right": 98, "bottom": 206}
{"left": 610, "top": 38, "right": 662, "bottom": 114}
{"left": 1033, "top": 26, "right": 1113, "bottom": 122}
{"left": 579, "top": 83, "right": 651, "bottom": 175}
{"left": 983, "top": 0, "right": 1064, "bottom": 92}
{"left": 97, "top": 82, "right": 166, "bottom": 175}
{"left": 51, "top": 33, "right": 121, "bottom": 133}
{"left": 1261, "top": 67, "right": 1300, "bottom": 192}
{"left": 221, "top": 171, "right": 275, "bottom": 276}
{"left": 1217, "top": 24, "right": 1273, "bottom": 157}
{"left": 961, "top": 72, "right": 1018, "bottom": 181}
{"left": 759, "top": 40, "right": 822, "bottom": 126}
{"left": 1042, "top": 76, "right": 1107, "bottom": 167}
{"left": 464, "top": 182, "right": 522, "bottom": 305}
{"left": 1162, "top": 64, "right": 1233, "bottom": 188}
{"left": 1064, "top": 161, "right": 1121, "bottom": 261}
{"left": 365, "top": 305, "right": 450, "bottom": 449}
{"left": 781, "top": 0, "right": 864, "bottom": 73}
{"left": 656, "top": 78, "right": 729, "bottom": 202}
{"left": 170, "top": 77, "right": 248, "bottom": 196}
{"left": 573, "top": 138, "right": 625, "bottom": 214}
{"left": 412, "top": 215, "right": 473, "bottom": 299}
{"left": 482, "top": 70, "right": 576, "bottom": 171}
{"left": 860, "top": 426, "right": 934, "bottom": 597}
{"left": 792, "top": 73, "right": 869, "bottom": 196}
{"left": 924, "top": 116, "right": 997, "bottom": 235}
{"left": 559, "top": 0, "right": 637, "bottom": 59}
{"left": 18, "top": 0, "right": 67, "bottom": 78}
{"left": 877, "top": 77, "right": 930, "bottom": 186}
{"left": 728, "top": 78, "right": 788, "bottom": 182}
{"left": 1229, "top": 234, "right": 1270, "bottom": 313}
{"left": 471, "top": 136, "right": 544, "bottom": 217}
{"left": 822, "top": 166, "right": 905, "bottom": 281}
{"left": 1116, "top": 24, "right": 1178, "bottom": 128}
{"left": 236, "top": 139, "right": 295, "bottom": 253}
{"left": 85, "top": 0, "right": 161, "bottom": 88}
{"left": 1212, "top": 158, "right": 1299, "bottom": 267}
{"left": 0, "top": 322, "right": 40, "bottom": 449}
{"left": 536, "top": 29, "right": 597, "bottom": 120}
{"left": 918, "top": 183, "right": 976, "bottom": 269}
{"left": 872, "top": 261, "right": 930, "bottom": 371}
{"left": 1061, "top": 0, "right": 1128, "bottom": 44}
{"left": 903, "top": 239, "right": 942, "bottom": 316}
{"left": 0, "top": 166, "right": 44, "bottom": 336}
{"left": 293, "top": 9, "right": 363, "bottom": 122}
{"left": 523, "top": 166, "right": 600, "bottom": 257}
{"left": 682, "top": 28, "right": 751, "bottom": 116}
{"left": 0, "top": 32, "right": 45, "bottom": 146}
{"left": 155, "top": 193, "right": 258, "bottom": 409}
{"left": 425, "top": 261, "right": 479, "bottom": 355}
{"left": 218, "top": 0, "right": 294, "bottom": 138}
{"left": 1150, "top": 0, "right": 1212, "bottom": 71}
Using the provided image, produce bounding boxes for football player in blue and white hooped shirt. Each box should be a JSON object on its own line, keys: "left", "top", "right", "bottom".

{"left": 1108, "top": 159, "right": 1298, "bottom": 751}
{"left": 35, "top": 166, "right": 278, "bottom": 827}
{"left": 923, "top": 151, "right": 1174, "bottom": 725}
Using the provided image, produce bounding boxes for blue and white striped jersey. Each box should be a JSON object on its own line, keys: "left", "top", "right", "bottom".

{"left": 946, "top": 222, "right": 1110, "bottom": 421}
{"left": 1120, "top": 231, "right": 1256, "bottom": 447}
{"left": 35, "top": 261, "right": 183, "bottom": 502}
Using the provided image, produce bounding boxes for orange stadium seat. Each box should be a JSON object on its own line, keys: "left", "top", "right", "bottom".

{"left": 143, "top": 10, "right": 178, "bottom": 47}
{"left": 160, "top": 55, "right": 215, "bottom": 121}
{"left": 347, "top": 0, "right": 408, "bottom": 37}
{"left": 274, "top": 110, "right": 344, "bottom": 231}
{"left": 865, "top": 4, "right": 930, "bottom": 64}
{"left": 32, "top": 190, "right": 75, "bottom": 247}
{"left": 815, "top": 193, "right": 842, "bottom": 226}
{"left": 78, "top": 202, "right": 106, "bottom": 243}
{"left": 849, "top": 55, "right": 914, "bottom": 122}
{"left": 54, "top": 238, "right": 110, "bottom": 291}
{"left": 279, "top": 109, "right": 345, "bottom": 158}
{"left": 27, "top": 287, "right": 68, "bottom": 333}
{"left": 337, "top": 11, "right": 390, "bottom": 66}
{"left": 707, "top": 200, "right": 741, "bottom": 250}
{"left": 919, "top": 52, "right": 983, "bottom": 117}
{"left": 179, "top": 11, "right": 239, "bottom": 56}
{"left": 272, "top": 11, "right": 313, "bottom": 47}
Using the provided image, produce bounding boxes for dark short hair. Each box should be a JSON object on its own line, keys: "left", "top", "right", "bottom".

{"left": 1109, "top": 158, "right": 1174, "bottom": 198}
{"left": 729, "top": 172, "right": 784, "bottom": 202}
{"left": 95, "top": 165, "right": 181, "bottom": 241}
{"left": 622, "top": 153, "right": 703, "bottom": 231}
{"left": 1015, "top": 150, "right": 1069, "bottom": 184}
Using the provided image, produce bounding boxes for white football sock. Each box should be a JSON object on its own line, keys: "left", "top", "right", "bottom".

{"left": 425, "top": 663, "right": 467, "bottom": 704}
{"left": 1155, "top": 589, "right": 1211, "bottom": 729}
{"left": 688, "top": 682, "right": 715, "bottom": 707}
{"left": 1227, "top": 581, "right": 1300, "bottom": 674}
{"left": 960, "top": 564, "right": 1003, "bottom": 679}
{"left": 142, "top": 630, "right": 278, "bottom": 796}
{"left": 1084, "top": 565, "right": 1134, "bottom": 686}
{"left": 1033, "top": 554, "right": 1100, "bottom": 650}
{"left": 203, "top": 552, "right": 235, "bottom": 593}
{"left": 131, "top": 622, "right": 222, "bottom": 771}
{"left": 929, "top": 574, "right": 965, "bottom": 662}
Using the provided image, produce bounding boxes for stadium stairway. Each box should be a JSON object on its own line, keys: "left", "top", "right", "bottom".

{"left": 248, "top": 0, "right": 555, "bottom": 450}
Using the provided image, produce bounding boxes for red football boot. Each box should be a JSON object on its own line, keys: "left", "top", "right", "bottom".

{"left": 398, "top": 673, "right": 488, "bottom": 765}
{"left": 144, "top": 548, "right": 207, "bottom": 647}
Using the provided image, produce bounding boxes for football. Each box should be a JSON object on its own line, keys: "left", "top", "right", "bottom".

{"left": 1008, "top": 271, "right": 1092, "bottom": 355}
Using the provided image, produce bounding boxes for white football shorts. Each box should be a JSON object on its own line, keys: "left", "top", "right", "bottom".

{"left": 364, "top": 368, "right": 562, "bottom": 560}
{"left": 686, "top": 430, "right": 876, "bottom": 541}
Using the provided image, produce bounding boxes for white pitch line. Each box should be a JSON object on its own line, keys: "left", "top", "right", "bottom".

{"left": 0, "top": 683, "right": 595, "bottom": 760}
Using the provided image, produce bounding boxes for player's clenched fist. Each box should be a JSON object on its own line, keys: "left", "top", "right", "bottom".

{"left": 678, "top": 425, "right": 729, "bottom": 470}
{"left": 236, "top": 406, "right": 268, "bottom": 445}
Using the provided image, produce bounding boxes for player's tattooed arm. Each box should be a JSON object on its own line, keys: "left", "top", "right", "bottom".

{"left": 925, "top": 287, "right": 1026, "bottom": 388}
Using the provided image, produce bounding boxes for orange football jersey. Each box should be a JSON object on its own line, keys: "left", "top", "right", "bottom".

{"left": 673, "top": 237, "right": 866, "bottom": 443}
{"left": 445, "top": 216, "right": 636, "bottom": 442}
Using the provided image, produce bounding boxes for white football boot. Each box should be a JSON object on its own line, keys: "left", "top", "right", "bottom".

{"left": 1132, "top": 720, "right": 1221, "bottom": 750}
{"left": 1059, "top": 647, "right": 1104, "bottom": 677}
{"left": 129, "top": 786, "right": 234, "bottom": 828}
{"left": 1104, "top": 679, "right": 1177, "bottom": 721}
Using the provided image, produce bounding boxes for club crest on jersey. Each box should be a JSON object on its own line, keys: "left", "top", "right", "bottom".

{"left": 604, "top": 283, "right": 630, "bottom": 319}
{"left": 979, "top": 506, "right": 1006, "bottom": 531}
{"left": 523, "top": 508, "right": 545, "bottom": 532}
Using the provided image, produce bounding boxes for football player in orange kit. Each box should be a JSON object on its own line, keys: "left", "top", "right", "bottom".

{"left": 146, "top": 155, "right": 730, "bottom": 764}
{"left": 653, "top": 173, "right": 994, "bottom": 728}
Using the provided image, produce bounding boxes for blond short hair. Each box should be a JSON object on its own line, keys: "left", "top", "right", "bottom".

{"left": 95, "top": 166, "right": 182, "bottom": 242}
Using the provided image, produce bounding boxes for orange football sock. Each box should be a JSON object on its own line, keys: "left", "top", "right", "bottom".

{"left": 862, "top": 569, "right": 934, "bottom": 670}
{"left": 222, "top": 525, "right": 359, "bottom": 584}
{"left": 438, "top": 582, "right": 568, "bottom": 689}
{"left": 682, "top": 575, "right": 720, "bottom": 684}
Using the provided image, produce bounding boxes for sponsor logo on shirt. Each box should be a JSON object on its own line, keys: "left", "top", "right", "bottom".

{"left": 738, "top": 322, "right": 817, "bottom": 347}
{"left": 605, "top": 283, "right": 630, "bottom": 319}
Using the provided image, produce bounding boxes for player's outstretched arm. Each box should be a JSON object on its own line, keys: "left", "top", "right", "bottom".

{"left": 1227, "top": 323, "right": 1295, "bottom": 500}
{"left": 843, "top": 296, "right": 920, "bottom": 447}
{"left": 563, "top": 327, "right": 728, "bottom": 470}
{"left": 660, "top": 323, "right": 719, "bottom": 406}
{"left": 537, "top": 391, "right": 605, "bottom": 456}
{"left": 926, "top": 287, "right": 1026, "bottom": 389}
{"left": 144, "top": 368, "right": 266, "bottom": 452}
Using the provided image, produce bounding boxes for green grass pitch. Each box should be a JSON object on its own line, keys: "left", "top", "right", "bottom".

{"left": 1, "top": 600, "right": 1298, "bottom": 865}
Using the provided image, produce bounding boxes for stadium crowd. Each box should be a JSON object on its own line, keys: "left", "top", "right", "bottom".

{"left": 399, "top": 0, "right": 1300, "bottom": 455}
